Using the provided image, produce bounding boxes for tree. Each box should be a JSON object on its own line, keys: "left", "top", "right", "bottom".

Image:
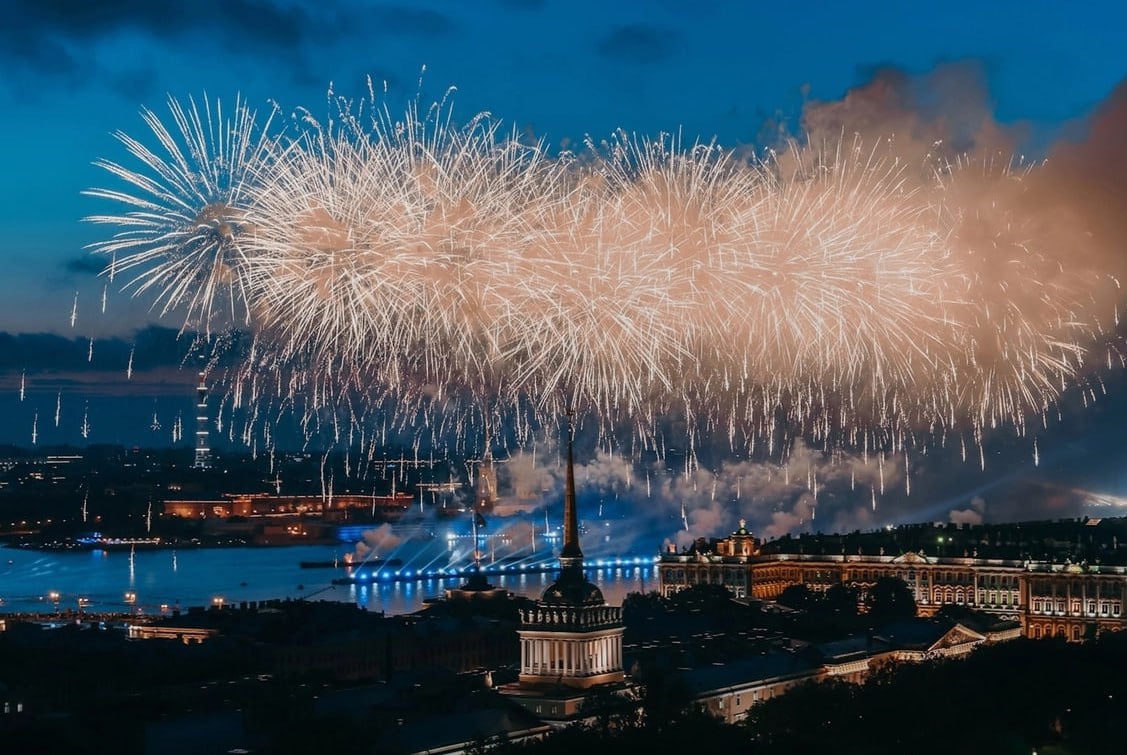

{"left": 821, "top": 583, "right": 860, "bottom": 616}
{"left": 865, "top": 576, "right": 917, "bottom": 621}
{"left": 578, "top": 684, "right": 640, "bottom": 736}
{"left": 776, "top": 583, "right": 815, "bottom": 610}
{"left": 666, "top": 584, "right": 735, "bottom": 614}
{"left": 466, "top": 731, "right": 509, "bottom": 755}
{"left": 622, "top": 591, "right": 665, "bottom": 622}
{"left": 635, "top": 663, "right": 694, "bottom": 732}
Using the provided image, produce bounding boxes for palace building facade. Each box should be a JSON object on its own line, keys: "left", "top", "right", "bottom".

{"left": 659, "top": 521, "right": 1127, "bottom": 641}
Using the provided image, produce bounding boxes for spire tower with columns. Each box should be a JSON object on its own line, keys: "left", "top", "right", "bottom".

{"left": 514, "top": 410, "right": 625, "bottom": 689}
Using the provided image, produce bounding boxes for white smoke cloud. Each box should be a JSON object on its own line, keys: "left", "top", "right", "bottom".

{"left": 354, "top": 523, "right": 402, "bottom": 560}
{"left": 552, "top": 440, "right": 906, "bottom": 548}
{"left": 501, "top": 448, "right": 561, "bottom": 503}
{"left": 948, "top": 496, "right": 986, "bottom": 526}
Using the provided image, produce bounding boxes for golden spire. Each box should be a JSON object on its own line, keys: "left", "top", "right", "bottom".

{"left": 559, "top": 408, "right": 582, "bottom": 569}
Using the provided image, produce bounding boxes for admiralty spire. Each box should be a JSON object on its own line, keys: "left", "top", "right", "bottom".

{"left": 514, "top": 411, "right": 625, "bottom": 690}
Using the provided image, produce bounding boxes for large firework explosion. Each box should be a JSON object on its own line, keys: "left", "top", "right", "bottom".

{"left": 82, "top": 81, "right": 1127, "bottom": 474}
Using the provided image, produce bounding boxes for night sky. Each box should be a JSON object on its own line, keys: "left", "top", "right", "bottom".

{"left": 1, "top": 1, "right": 1126, "bottom": 531}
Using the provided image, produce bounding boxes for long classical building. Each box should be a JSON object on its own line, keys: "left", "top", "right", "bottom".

{"left": 163, "top": 492, "right": 414, "bottom": 520}
{"left": 659, "top": 521, "right": 1127, "bottom": 642}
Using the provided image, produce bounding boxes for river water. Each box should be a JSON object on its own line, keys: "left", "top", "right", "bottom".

{"left": 0, "top": 543, "right": 657, "bottom": 616}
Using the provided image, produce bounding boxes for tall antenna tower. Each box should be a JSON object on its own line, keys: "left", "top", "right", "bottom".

{"left": 193, "top": 371, "right": 211, "bottom": 469}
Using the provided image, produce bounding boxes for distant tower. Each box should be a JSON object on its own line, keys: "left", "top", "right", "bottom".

{"left": 193, "top": 371, "right": 211, "bottom": 469}
{"left": 475, "top": 418, "right": 498, "bottom": 513}
{"left": 516, "top": 411, "right": 624, "bottom": 689}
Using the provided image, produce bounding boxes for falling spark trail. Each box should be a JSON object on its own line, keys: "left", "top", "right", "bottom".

{"left": 904, "top": 451, "right": 911, "bottom": 496}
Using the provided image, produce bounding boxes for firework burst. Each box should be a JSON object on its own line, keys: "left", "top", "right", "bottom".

{"left": 86, "top": 85, "right": 1125, "bottom": 465}
{"left": 85, "top": 94, "right": 283, "bottom": 333}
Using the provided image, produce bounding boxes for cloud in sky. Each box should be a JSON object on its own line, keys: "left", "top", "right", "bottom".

{"left": 369, "top": 5, "right": 455, "bottom": 37}
{"left": 61, "top": 256, "right": 105, "bottom": 276}
{"left": 595, "top": 24, "right": 677, "bottom": 65}
{"left": 0, "top": 0, "right": 325, "bottom": 91}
